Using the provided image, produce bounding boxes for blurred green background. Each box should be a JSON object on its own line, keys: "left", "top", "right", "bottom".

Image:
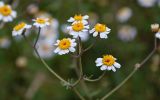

{"left": 0, "top": 0, "right": 160, "bottom": 100}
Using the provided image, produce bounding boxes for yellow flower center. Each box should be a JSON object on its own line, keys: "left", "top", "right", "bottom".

{"left": 36, "top": 18, "right": 46, "bottom": 24}
{"left": 13, "top": 22, "right": 26, "bottom": 31}
{"left": 58, "top": 38, "right": 71, "bottom": 49}
{"left": 0, "top": 5, "right": 12, "bottom": 16}
{"left": 72, "top": 22, "right": 84, "bottom": 32}
{"left": 94, "top": 23, "right": 106, "bottom": 33}
{"left": 74, "top": 14, "right": 83, "bottom": 21}
{"left": 102, "top": 55, "right": 115, "bottom": 66}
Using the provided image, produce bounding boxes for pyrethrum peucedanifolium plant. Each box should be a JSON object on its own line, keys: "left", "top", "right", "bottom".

{"left": 12, "top": 12, "right": 159, "bottom": 100}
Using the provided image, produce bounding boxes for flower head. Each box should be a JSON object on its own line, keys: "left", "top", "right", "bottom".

{"left": 33, "top": 18, "right": 50, "bottom": 28}
{"left": 95, "top": 54, "right": 121, "bottom": 72}
{"left": 12, "top": 22, "right": 31, "bottom": 36}
{"left": 90, "top": 23, "right": 111, "bottom": 39}
{"left": 116, "top": 7, "right": 132, "bottom": 23}
{"left": 0, "top": 2, "right": 16, "bottom": 22}
{"left": 54, "top": 38, "right": 77, "bottom": 55}
{"left": 151, "top": 23, "right": 159, "bottom": 33}
{"left": 68, "top": 14, "right": 89, "bottom": 24}
{"left": 155, "top": 29, "right": 160, "bottom": 39}
{"left": 118, "top": 25, "right": 137, "bottom": 42}
{"left": 67, "top": 22, "right": 89, "bottom": 38}
{"left": 137, "top": 0, "right": 156, "bottom": 8}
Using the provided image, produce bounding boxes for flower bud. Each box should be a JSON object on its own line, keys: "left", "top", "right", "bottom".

{"left": 151, "top": 23, "right": 159, "bottom": 32}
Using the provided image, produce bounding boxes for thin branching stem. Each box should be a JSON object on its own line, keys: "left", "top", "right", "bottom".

{"left": 34, "top": 27, "right": 41, "bottom": 48}
{"left": 72, "top": 37, "right": 83, "bottom": 87}
{"left": 83, "top": 71, "right": 106, "bottom": 82}
{"left": 83, "top": 37, "right": 98, "bottom": 53}
{"left": 100, "top": 67, "right": 138, "bottom": 100}
{"left": 100, "top": 37, "right": 158, "bottom": 100}
{"left": 72, "top": 88, "right": 85, "bottom": 100}
{"left": 23, "top": 34, "right": 70, "bottom": 86}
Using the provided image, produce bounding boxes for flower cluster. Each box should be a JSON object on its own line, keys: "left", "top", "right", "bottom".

{"left": 12, "top": 14, "right": 120, "bottom": 72}
{"left": 12, "top": 18, "right": 50, "bottom": 36}
{"left": 0, "top": 1, "right": 16, "bottom": 22}
{"left": 53, "top": 14, "right": 119, "bottom": 72}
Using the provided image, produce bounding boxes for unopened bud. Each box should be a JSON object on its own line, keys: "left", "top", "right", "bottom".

{"left": 135, "top": 63, "right": 140, "bottom": 69}
{"left": 151, "top": 23, "right": 159, "bottom": 32}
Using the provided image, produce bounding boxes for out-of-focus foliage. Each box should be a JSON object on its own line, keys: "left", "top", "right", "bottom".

{"left": 0, "top": 0, "right": 160, "bottom": 100}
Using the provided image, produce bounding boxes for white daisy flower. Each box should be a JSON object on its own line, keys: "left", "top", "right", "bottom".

{"left": 54, "top": 38, "right": 77, "bottom": 55}
{"left": 118, "top": 25, "right": 137, "bottom": 42}
{"left": 155, "top": 29, "right": 160, "bottom": 39}
{"left": 33, "top": 18, "right": 50, "bottom": 28}
{"left": 95, "top": 55, "right": 121, "bottom": 72}
{"left": 137, "top": 0, "right": 156, "bottom": 8}
{"left": 90, "top": 23, "right": 111, "bottom": 39}
{"left": 12, "top": 22, "right": 31, "bottom": 36}
{"left": 0, "top": 2, "right": 17, "bottom": 22}
{"left": 116, "top": 7, "right": 132, "bottom": 23}
{"left": 67, "top": 22, "right": 89, "bottom": 38}
{"left": 0, "top": 37, "right": 11, "bottom": 49}
{"left": 68, "top": 14, "right": 89, "bottom": 24}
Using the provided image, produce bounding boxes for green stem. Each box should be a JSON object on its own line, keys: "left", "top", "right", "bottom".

{"left": 34, "top": 48, "right": 70, "bottom": 85}
{"left": 100, "top": 67, "right": 138, "bottom": 100}
{"left": 84, "top": 71, "right": 106, "bottom": 82}
{"left": 34, "top": 27, "right": 41, "bottom": 48}
{"left": 72, "top": 37, "right": 83, "bottom": 86}
{"left": 23, "top": 35, "right": 70, "bottom": 86}
{"left": 73, "top": 88, "right": 85, "bottom": 100}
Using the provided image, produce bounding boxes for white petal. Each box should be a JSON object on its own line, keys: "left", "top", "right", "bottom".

{"left": 46, "top": 22, "right": 50, "bottom": 25}
{"left": 11, "top": 11, "right": 17, "bottom": 18}
{"left": 83, "top": 15, "right": 89, "bottom": 19}
{"left": 100, "top": 32, "right": 108, "bottom": 39}
{"left": 71, "top": 43, "right": 77, "bottom": 47}
{"left": 106, "top": 27, "right": 111, "bottom": 32}
{"left": 54, "top": 47, "right": 60, "bottom": 53}
{"left": 95, "top": 58, "right": 102, "bottom": 63}
{"left": 0, "top": 1, "right": 4, "bottom": 7}
{"left": 58, "top": 50, "right": 65, "bottom": 55}
{"left": 155, "top": 33, "right": 160, "bottom": 39}
{"left": 67, "top": 17, "right": 75, "bottom": 22}
{"left": 69, "top": 47, "right": 75, "bottom": 52}
{"left": 111, "top": 66, "right": 116, "bottom": 72}
{"left": 93, "top": 32, "right": 98, "bottom": 37}
{"left": 64, "top": 50, "right": 69, "bottom": 54}
{"left": 82, "top": 29, "right": 88, "bottom": 32}
{"left": 78, "top": 32, "right": 85, "bottom": 38}
{"left": 25, "top": 25, "right": 32, "bottom": 29}
{"left": 100, "top": 65, "right": 107, "bottom": 70}
{"left": 96, "top": 62, "right": 103, "bottom": 67}
{"left": 0, "top": 14, "right": 2, "bottom": 20}
{"left": 12, "top": 31, "right": 18, "bottom": 36}
{"left": 82, "top": 20, "right": 88, "bottom": 25}
{"left": 84, "top": 25, "right": 89, "bottom": 29}
{"left": 71, "top": 39, "right": 76, "bottom": 42}
{"left": 89, "top": 28, "right": 95, "bottom": 33}
{"left": 107, "top": 67, "right": 112, "bottom": 70}
{"left": 114, "top": 62, "right": 121, "bottom": 68}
